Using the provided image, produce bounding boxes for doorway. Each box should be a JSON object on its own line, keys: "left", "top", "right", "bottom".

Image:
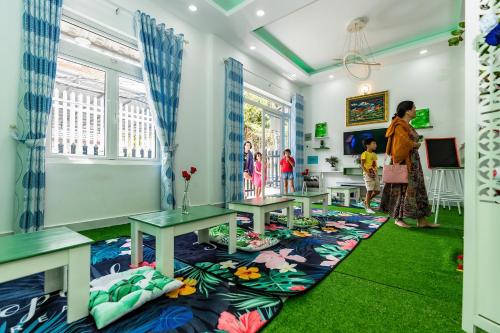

{"left": 243, "top": 85, "right": 291, "bottom": 199}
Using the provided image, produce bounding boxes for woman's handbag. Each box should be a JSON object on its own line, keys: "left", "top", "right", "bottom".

{"left": 382, "top": 155, "right": 408, "bottom": 184}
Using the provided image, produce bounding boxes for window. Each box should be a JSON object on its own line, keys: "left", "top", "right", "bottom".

{"left": 118, "top": 77, "right": 156, "bottom": 158}
{"left": 50, "top": 58, "right": 106, "bottom": 156}
{"left": 48, "top": 18, "right": 157, "bottom": 161}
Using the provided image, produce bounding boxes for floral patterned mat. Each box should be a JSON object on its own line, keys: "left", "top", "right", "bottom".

{"left": 0, "top": 239, "right": 282, "bottom": 333}
{"left": 145, "top": 209, "right": 388, "bottom": 297}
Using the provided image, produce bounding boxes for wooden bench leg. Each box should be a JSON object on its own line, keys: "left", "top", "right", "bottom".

{"left": 343, "top": 191, "right": 350, "bottom": 206}
{"left": 253, "top": 209, "right": 265, "bottom": 234}
{"left": 303, "top": 200, "right": 311, "bottom": 218}
{"left": 157, "top": 228, "right": 175, "bottom": 278}
{"left": 44, "top": 267, "right": 64, "bottom": 294}
{"left": 228, "top": 214, "right": 237, "bottom": 254}
{"left": 67, "top": 245, "right": 90, "bottom": 323}
{"left": 287, "top": 203, "right": 294, "bottom": 229}
{"left": 131, "top": 223, "right": 143, "bottom": 267}
{"left": 323, "top": 195, "right": 328, "bottom": 215}
{"left": 197, "top": 229, "right": 209, "bottom": 244}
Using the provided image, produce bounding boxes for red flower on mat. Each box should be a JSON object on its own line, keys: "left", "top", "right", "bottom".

{"left": 289, "top": 285, "right": 306, "bottom": 291}
{"left": 457, "top": 263, "right": 463, "bottom": 271}
{"left": 129, "top": 261, "right": 156, "bottom": 269}
{"left": 245, "top": 231, "right": 261, "bottom": 240}
{"left": 182, "top": 170, "right": 190, "bottom": 179}
{"left": 217, "top": 310, "right": 267, "bottom": 333}
{"left": 265, "top": 224, "right": 284, "bottom": 231}
{"left": 337, "top": 239, "right": 358, "bottom": 251}
{"left": 457, "top": 255, "right": 463, "bottom": 261}
{"left": 190, "top": 166, "right": 197, "bottom": 174}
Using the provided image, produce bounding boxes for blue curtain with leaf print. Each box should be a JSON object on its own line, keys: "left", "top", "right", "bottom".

{"left": 291, "top": 93, "right": 305, "bottom": 183}
{"left": 13, "top": 0, "right": 63, "bottom": 232}
{"left": 222, "top": 58, "right": 244, "bottom": 203}
{"left": 135, "top": 11, "right": 184, "bottom": 210}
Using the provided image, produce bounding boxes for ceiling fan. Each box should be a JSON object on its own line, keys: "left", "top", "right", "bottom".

{"left": 332, "top": 17, "right": 381, "bottom": 81}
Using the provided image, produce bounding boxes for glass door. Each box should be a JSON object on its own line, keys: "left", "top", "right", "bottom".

{"left": 263, "top": 112, "right": 283, "bottom": 197}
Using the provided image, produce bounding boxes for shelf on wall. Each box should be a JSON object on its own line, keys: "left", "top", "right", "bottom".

{"left": 343, "top": 167, "right": 383, "bottom": 176}
{"left": 312, "top": 147, "right": 330, "bottom": 150}
{"left": 414, "top": 126, "right": 434, "bottom": 129}
{"left": 314, "top": 136, "right": 329, "bottom": 139}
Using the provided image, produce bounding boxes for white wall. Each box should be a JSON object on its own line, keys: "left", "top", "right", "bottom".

{"left": 301, "top": 45, "right": 464, "bottom": 186}
{"left": 0, "top": 0, "right": 298, "bottom": 232}
{"left": 0, "top": 0, "right": 23, "bottom": 234}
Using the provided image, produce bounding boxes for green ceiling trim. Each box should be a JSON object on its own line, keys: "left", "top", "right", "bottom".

{"left": 253, "top": 0, "right": 463, "bottom": 76}
{"left": 253, "top": 27, "right": 315, "bottom": 74}
{"left": 212, "top": 0, "right": 247, "bottom": 12}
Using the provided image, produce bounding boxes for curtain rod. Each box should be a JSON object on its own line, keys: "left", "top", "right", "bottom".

{"left": 223, "top": 58, "right": 293, "bottom": 94}
{"left": 101, "top": 0, "right": 190, "bottom": 45}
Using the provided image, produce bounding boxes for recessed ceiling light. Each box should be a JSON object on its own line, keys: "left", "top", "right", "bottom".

{"left": 256, "top": 9, "right": 265, "bottom": 17}
{"left": 74, "top": 37, "right": 91, "bottom": 47}
{"left": 419, "top": 49, "right": 428, "bottom": 55}
{"left": 188, "top": 4, "right": 198, "bottom": 12}
{"left": 328, "top": 74, "right": 334, "bottom": 79}
{"left": 249, "top": 45, "right": 256, "bottom": 50}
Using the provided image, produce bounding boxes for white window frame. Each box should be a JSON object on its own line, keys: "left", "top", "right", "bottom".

{"left": 46, "top": 15, "right": 160, "bottom": 165}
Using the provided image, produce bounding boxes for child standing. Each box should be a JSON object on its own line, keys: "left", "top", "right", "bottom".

{"left": 280, "top": 149, "right": 295, "bottom": 194}
{"left": 360, "top": 138, "right": 380, "bottom": 214}
{"left": 253, "top": 152, "right": 263, "bottom": 198}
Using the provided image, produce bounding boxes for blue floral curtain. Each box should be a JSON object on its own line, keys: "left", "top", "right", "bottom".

{"left": 222, "top": 58, "right": 244, "bottom": 203}
{"left": 13, "top": 0, "right": 63, "bottom": 232}
{"left": 291, "top": 93, "right": 305, "bottom": 183}
{"left": 134, "top": 11, "right": 184, "bottom": 210}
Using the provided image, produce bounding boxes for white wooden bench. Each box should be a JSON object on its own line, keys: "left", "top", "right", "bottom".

{"left": 0, "top": 227, "right": 92, "bottom": 323}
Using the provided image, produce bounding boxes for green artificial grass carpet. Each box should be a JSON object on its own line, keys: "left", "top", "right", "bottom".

{"left": 79, "top": 205, "right": 464, "bottom": 332}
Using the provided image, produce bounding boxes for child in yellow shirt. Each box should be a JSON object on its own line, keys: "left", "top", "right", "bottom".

{"left": 360, "top": 138, "right": 380, "bottom": 214}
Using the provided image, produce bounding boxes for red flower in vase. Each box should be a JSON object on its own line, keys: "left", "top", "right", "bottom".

{"left": 182, "top": 170, "right": 190, "bottom": 179}
{"left": 190, "top": 166, "right": 197, "bottom": 174}
{"left": 301, "top": 169, "right": 310, "bottom": 176}
{"left": 185, "top": 174, "right": 191, "bottom": 181}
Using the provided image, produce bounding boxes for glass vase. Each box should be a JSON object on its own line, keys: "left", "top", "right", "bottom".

{"left": 302, "top": 181, "right": 308, "bottom": 194}
{"left": 181, "top": 190, "right": 190, "bottom": 214}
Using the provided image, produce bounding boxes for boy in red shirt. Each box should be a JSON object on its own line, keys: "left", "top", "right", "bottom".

{"left": 280, "top": 149, "right": 295, "bottom": 194}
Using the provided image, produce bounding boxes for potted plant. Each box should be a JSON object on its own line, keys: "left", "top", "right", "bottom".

{"left": 325, "top": 156, "right": 339, "bottom": 170}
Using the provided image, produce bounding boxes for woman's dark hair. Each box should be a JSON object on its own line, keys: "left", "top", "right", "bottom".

{"left": 393, "top": 101, "right": 415, "bottom": 119}
{"left": 244, "top": 141, "right": 252, "bottom": 149}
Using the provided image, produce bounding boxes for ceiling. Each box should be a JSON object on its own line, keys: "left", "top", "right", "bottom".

{"left": 158, "top": 0, "right": 463, "bottom": 86}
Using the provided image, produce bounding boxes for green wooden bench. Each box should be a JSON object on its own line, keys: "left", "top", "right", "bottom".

{"left": 0, "top": 227, "right": 92, "bottom": 323}
{"left": 129, "top": 205, "right": 237, "bottom": 278}
{"left": 229, "top": 197, "right": 295, "bottom": 233}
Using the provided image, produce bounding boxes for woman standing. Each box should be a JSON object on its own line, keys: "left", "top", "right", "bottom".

{"left": 380, "top": 101, "right": 439, "bottom": 228}
{"left": 243, "top": 141, "right": 254, "bottom": 198}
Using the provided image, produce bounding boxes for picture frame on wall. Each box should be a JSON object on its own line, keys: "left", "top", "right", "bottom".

{"left": 346, "top": 90, "right": 389, "bottom": 127}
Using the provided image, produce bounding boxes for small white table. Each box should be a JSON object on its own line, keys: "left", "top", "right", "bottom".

{"left": 328, "top": 186, "right": 361, "bottom": 206}
{"left": 229, "top": 197, "right": 295, "bottom": 233}
{"left": 0, "top": 227, "right": 92, "bottom": 323}
{"left": 129, "top": 205, "right": 237, "bottom": 278}
{"left": 282, "top": 191, "right": 329, "bottom": 217}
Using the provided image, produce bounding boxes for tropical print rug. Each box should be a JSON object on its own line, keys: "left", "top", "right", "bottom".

{"left": 146, "top": 210, "right": 388, "bottom": 297}
{"left": 0, "top": 239, "right": 282, "bottom": 333}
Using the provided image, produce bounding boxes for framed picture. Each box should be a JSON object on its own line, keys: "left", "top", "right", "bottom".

{"left": 314, "top": 122, "right": 328, "bottom": 138}
{"left": 410, "top": 108, "right": 431, "bottom": 129}
{"left": 346, "top": 90, "right": 389, "bottom": 126}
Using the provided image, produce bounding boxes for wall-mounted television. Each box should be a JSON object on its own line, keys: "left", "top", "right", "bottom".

{"left": 343, "top": 128, "right": 388, "bottom": 155}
